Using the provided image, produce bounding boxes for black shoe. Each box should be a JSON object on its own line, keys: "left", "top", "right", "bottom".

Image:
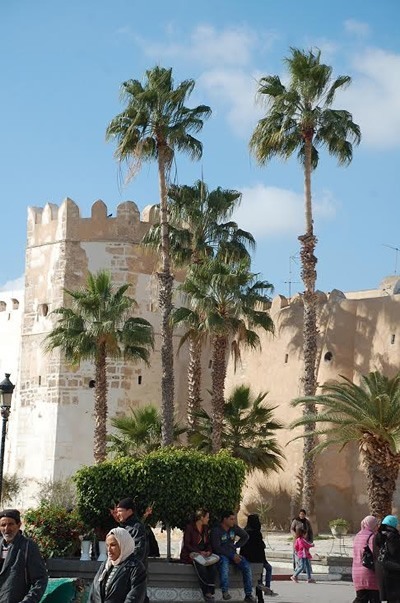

{"left": 244, "top": 596, "right": 255, "bottom": 603}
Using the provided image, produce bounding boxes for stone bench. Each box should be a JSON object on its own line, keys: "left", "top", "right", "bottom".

{"left": 148, "top": 559, "right": 264, "bottom": 601}
{"left": 47, "top": 558, "right": 265, "bottom": 602}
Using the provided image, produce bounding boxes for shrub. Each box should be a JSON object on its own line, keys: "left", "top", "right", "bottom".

{"left": 74, "top": 448, "right": 246, "bottom": 532}
{"left": 35, "top": 477, "right": 77, "bottom": 508}
{"left": 23, "top": 504, "right": 85, "bottom": 558}
{"left": 1, "top": 473, "right": 25, "bottom": 505}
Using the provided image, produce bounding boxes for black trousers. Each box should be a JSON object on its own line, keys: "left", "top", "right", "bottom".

{"left": 193, "top": 561, "right": 217, "bottom": 596}
{"left": 353, "top": 589, "right": 380, "bottom": 603}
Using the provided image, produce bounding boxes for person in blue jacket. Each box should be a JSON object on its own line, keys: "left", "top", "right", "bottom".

{"left": 211, "top": 510, "right": 254, "bottom": 602}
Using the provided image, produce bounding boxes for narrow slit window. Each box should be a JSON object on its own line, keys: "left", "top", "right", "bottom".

{"left": 138, "top": 375, "right": 142, "bottom": 385}
{"left": 208, "top": 360, "right": 212, "bottom": 369}
{"left": 391, "top": 334, "right": 396, "bottom": 345}
{"left": 284, "top": 354, "right": 289, "bottom": 364}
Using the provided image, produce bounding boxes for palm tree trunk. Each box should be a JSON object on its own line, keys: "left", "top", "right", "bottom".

{"left": 187, "top": 334, "right": 202, "bottom": 434}
{"left": 211, "top": 335, "right": 228, "bottom": 453}
{"left": 157, "top": 149, "right": 175, "bottom": 446}
{"left": 299, "top": 135, "right": 318, "bottom": 518}
{"left": 93, "top": 343, "right": 108, "bottom": 463}
{"left": 364, "top": 449, "right": 400, "bottom": 518}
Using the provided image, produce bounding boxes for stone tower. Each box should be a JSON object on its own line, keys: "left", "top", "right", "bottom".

{"left": 7, "top": 198, "right": 194, "bottom": 502}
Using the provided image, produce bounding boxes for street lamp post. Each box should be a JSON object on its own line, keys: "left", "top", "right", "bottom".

{"left": 0, "top": 374, "right": 15, "bottom": 503}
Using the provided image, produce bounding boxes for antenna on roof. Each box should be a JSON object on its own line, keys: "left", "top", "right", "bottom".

{"left": 283, "top": 252, "right": 300, "bottom": 298}
{"left": 382, "top": 244, "right": 400, "bottom": 275}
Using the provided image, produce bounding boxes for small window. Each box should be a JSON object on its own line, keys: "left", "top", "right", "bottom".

{"left": 391, "top": 334, "right": 396, "bottom": 345}
{"left": 38, "top": 376, "right": 42, "bottom": 386}
{"left": 284, "top": 354, "right": 289, "bottom": 364}
{"left": 324, "top": 351, "right": 333, "bottom": 362}
{"left": 138, "top": 375, "right": 142, "bottom": 385}
{"left": 38, "top": 303, "right": 49, "bottom": 317}
{"left": 208, "top": 360, "right": 212, "bottom": 369}
{"left": 0, "top": 302, "right": 6, "bottom": 312}
{"left": 11, "top": 298, "right": 19, "bottom": 310}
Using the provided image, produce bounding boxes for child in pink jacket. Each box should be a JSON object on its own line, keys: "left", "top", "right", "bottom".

{"left": 291, "top": 527, "right": 316, "bottom": 583}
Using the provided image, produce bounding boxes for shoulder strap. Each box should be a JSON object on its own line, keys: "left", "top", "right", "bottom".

{"left": 24, "top": 539, "right": 30, "bottom": 586}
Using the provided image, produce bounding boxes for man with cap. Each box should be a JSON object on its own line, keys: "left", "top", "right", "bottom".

{"left": 116, "top": 497, "right": 149, "bottom": 602}
{"left": 115, "top": 497, "right": 147, "bottom": 563}
{"left": 0, "top": 508, "right": 48, "bottom": 603}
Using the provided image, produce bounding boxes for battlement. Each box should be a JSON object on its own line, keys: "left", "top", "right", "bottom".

{"left": 27, "top": 198, "right": 158, "bottom": 247}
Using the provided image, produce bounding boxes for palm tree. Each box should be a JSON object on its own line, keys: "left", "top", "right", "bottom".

{"left": 106, "top": 67, "right": 211, "bottom": 446}
{"left": 143, "top": 180, "right": 255, "bottom": 267}
{"left": 290, "top": 371, "right": 400, "bottom": 518}
{"left": 108, "top": 404, "right": 185, "bottom": 458}
{"left": 250, "top": 47, "right": 361, "bottom": 516}
{"left": 44, "top": 270, "right": 154, "bottom": 463}
{"left": 144, "top": 180, "right": 255, "bottom": 432}
{"left": 177, "top": 258, "right": 274, "bottom": 452}
{"left": 190, "top": 385, "right": 284, "bottom": 473}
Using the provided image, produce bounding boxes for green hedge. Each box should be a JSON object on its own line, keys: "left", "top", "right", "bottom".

{"left": 74, "top": 448, "right": 246, "bottom": 531}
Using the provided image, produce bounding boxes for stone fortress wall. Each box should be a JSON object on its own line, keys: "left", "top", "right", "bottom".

{"left": 2, "top": 197, "right": 400, "bottom": 527}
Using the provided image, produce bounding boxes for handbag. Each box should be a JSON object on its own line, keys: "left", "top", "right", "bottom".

{"left": 190, "top": 552, "right": 220, "bottom": 566}
{"left": 362, "top": 534, "right": 374, "bottom": 570}
{"left": 377, "top": 540, "right": 400, "bottom": 572}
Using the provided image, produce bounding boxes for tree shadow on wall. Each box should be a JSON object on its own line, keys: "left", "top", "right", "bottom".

{"left": 242, "top": 482, "right": 292, "bottom": 531}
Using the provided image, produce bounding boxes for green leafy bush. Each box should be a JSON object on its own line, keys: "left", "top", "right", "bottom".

{"left": 23, "top": 504, "right": 85, "bottom": 559}
{"left": 74, "top": 448, "right": 246, "bottom": 532}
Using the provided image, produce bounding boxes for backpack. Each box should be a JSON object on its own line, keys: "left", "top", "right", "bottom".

{"left": 362, "top": 534, "right": 374, "bottom": 570}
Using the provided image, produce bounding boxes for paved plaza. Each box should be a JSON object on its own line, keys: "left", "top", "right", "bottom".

{"left": 153, "top": 529, "right": 356, "bottom": 601}
{"left": 256, "top": 580, "right": 354, "bottom": 603}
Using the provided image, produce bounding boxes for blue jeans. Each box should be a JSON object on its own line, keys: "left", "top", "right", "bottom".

{"left": 293, "top": 557, "right": 312, "bottom": 580}
{"left": 219, "top": 555, "right": 253, "bottom": 596}
{"left": 260, "top": 560, "right": 272, "bottom": 588}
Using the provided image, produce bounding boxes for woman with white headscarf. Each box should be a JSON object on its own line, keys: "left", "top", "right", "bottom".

{"left": 351, "top": 515, "right": 380, "bottom": 602}
{"left": 89, "top": 527, "right": 147, "bottom": 603}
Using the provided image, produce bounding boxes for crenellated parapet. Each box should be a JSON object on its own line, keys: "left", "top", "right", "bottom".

{"left": 27, "top": 198, "right": 158, "bottom": 248}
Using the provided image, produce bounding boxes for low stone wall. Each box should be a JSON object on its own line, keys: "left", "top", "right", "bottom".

{"left": 47, "top": 558, "right": 265, "bottom": 602}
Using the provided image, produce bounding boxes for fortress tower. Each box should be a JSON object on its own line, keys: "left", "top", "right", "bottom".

{"left": 6, "top": 198, "right": 200, "bottom": 503}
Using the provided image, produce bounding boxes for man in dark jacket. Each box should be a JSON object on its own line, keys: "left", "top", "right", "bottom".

{"left": 116, "top": 498, "right": 147, "bottom": 563}
{"left": 117, "top": 498, "right": 149, "bottom": 603}
{"left": 211, "top": 510, "right": 254, "bottom": 602}
{"left": 0, "top": 508, "right": 48, "bottom": 603}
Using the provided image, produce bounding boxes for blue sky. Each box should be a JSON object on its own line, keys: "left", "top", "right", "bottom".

{"left": 1, "top": 0, "right": 400, "bottom": 297}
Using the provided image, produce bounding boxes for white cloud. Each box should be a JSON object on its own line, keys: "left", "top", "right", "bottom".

{"left": 135, "top": 24, "right": 260, "bottom": 68}
{"left": 198, "top": 68, "right": 262, "bottom": 137}
{"left": 0, "top": 275, "right": 25, "bottom": 292}
{"left": 344, "top": 19, "right": 371, "bottom": 38}
{"left": 232, "top": 185, "right": 337, "bottom": 239}
{"left": 344, "top": 48, "right": 400, "bottom": 149}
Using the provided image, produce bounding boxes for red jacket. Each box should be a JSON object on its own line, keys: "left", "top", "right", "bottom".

{"left": 180, "top": 522, "right": 212, "bottom": 564}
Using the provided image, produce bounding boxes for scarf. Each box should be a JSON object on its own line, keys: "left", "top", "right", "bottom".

{"left": 99, "top": 527, "right": 135, "bottom": 582}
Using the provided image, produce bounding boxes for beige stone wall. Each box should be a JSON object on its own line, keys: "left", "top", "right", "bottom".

{"left": 229, "top": 284, "right": 400, "bottom": 530}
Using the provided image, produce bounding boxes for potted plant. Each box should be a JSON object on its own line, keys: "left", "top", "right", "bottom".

{"left": 329, "top": 518, "right": 350, "bottom": 537}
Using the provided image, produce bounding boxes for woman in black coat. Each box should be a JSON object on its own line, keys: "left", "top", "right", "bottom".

{"left": 89, "top": 527, "right": 147, "bottom": 603}
{"left": 240, "top": 514, "right": 278, "bottom": 597}
{"left": 374, "top": 515, "right": 400, "bottom": 603}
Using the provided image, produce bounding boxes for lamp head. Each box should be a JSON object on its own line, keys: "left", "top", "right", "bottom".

{"left": 0, "top": 374, "right": 15, "bottom": 408}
